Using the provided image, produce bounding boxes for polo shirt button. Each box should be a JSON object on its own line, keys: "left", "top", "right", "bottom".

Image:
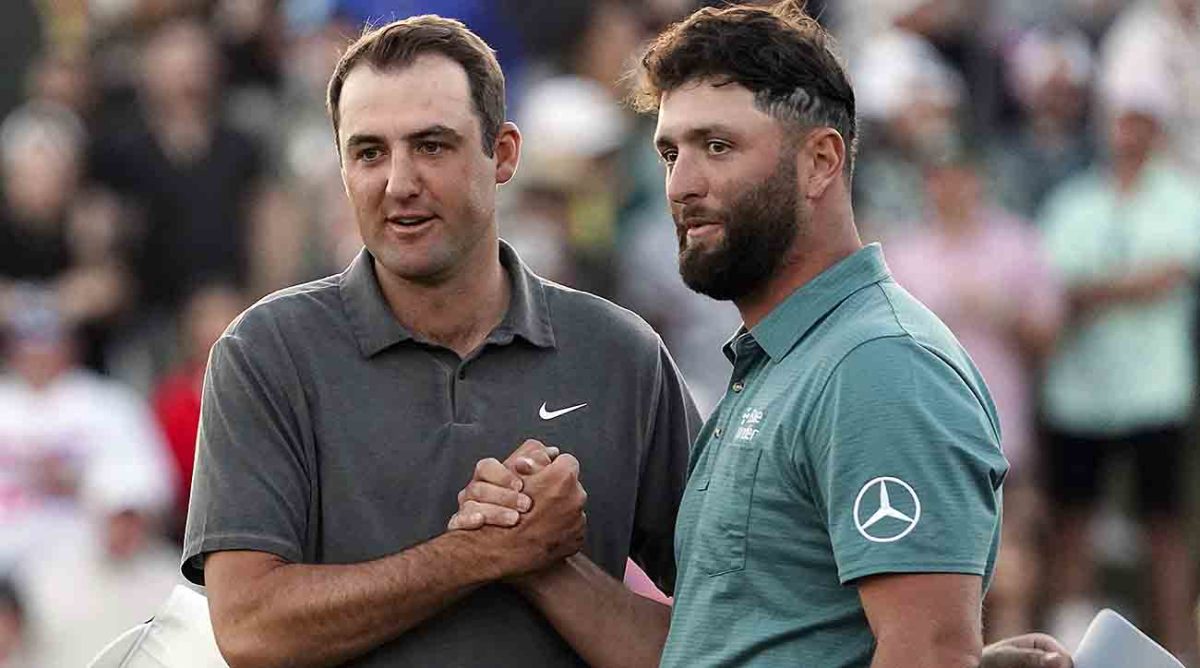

{"left": 714, "top": 427, "right": 724, "bottom": 438}
{"left": 732, "top": 381, "right": 745, "bottom": 393}
{"left": 457, "top": 369, "right": 466, "bottom": 380}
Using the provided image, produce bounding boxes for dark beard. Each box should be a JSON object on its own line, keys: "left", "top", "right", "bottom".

{"left": 675, "top": 156, "right": 801, "bottom": 301}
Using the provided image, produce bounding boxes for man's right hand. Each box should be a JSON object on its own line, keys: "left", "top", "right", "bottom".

{"left": 448, "top": 439, "right": 559, "bottom": 530}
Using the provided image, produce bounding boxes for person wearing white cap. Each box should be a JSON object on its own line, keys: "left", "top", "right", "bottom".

{"left": 989, "top": 27, "right": 1096, "bottom": 220}
{"left": 1100, "top": 0, "right": 1200, "bottom": 175}
{"left": 1038, "top": 69, "right": 1200, "bottom": 663}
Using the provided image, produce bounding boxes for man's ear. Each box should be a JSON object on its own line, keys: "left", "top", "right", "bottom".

{"left": 494, "top": 121, "right": 522, "bottom": 185}
{"left": 801, "top": 128, "right": 846, "bottom": 199}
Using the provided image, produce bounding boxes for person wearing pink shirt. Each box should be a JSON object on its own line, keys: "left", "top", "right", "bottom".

{"left": 888, "top": 150, "right": 1064, "bottom": 640}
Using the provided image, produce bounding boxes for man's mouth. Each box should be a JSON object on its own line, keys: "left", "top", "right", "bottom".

{"left": 681, "top": 219, "right": 722, "bottom": 241}
{"left": 387, "top": 215, "right": 436, "bottom": 227}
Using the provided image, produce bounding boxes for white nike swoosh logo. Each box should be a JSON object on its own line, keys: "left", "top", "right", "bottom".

{"left": 539, "top": 402, "right": 588, "bottom": 420}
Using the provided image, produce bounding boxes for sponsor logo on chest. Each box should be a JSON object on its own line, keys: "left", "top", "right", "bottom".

{"left": 734, "top": 407, "right": 765, "bottom": 442}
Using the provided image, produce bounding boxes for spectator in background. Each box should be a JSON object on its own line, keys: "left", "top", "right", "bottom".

{"left": 1101, "top": 0, "right": 1200, "bottom": 175}
{"left": 0, "top": 107, "right": 82, "bottom": 289}
{"left": 888, "top": 148, "right": 1063, "bottom": 641}
{"left": 212, "top": 0, "right": 286, "bottom": 141}
{"left": 91, "top": 17, "right": 265, "bottom": 380}
{"left": 22, "top": 50, "right": 94, "bottom": 122}
{"left": 851, "top": 22, "right": 965, "bottom": 237}
{"left": 0, "top": 581, "right": 26, "bottom": 668}
{"left": 0, "top": 294, "right": 173, "bottom": 576}
{"left": 0, "top": 105, "right": 131, "bottom": 374}
{"left": 152, "top": 283, "right": 245, "bottom": 541}
{"left": 506, "top": 76, "right": 631, "bottom": 294}
{"left": 278, "top": 19, "right": 357, "bottom": 283}
{"left": 19, "top": 467, "right": 179, "bottom": 667}
{"left": 990, "top": 27, "right": 1096, "bottom": 220}
{"left": 1038, "top": 78, "right": 1200, "bottom": 661}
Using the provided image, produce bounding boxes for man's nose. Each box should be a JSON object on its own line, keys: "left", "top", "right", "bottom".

{"left": 666, "top": 153, "right": 707, "bottom": 206}
{"left": 385, "top": 151, "right": 421, "bottom": 200}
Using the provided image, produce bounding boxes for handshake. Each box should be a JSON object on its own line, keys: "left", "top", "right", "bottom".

{"left": 445, "top": 439, "right": 587, "bottom": 580}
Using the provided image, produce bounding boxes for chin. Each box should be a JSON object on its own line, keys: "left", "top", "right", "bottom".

{"left": 372, "top": 248, "right": 452, "bottom": 284}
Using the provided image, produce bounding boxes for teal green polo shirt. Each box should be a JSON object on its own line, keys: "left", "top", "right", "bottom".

{"left": 661, "top": 245, "right": 1008, "bottom": 668}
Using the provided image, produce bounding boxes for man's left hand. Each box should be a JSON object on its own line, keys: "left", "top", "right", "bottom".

{"left": 980, "top": 634, "right": 1072, "bottom": 668}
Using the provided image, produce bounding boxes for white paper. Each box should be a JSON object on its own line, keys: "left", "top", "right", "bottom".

{"left": 1073, "top": 609, "right": 1184, "bottom": 668}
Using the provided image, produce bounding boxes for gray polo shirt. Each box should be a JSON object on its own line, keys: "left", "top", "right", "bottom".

{"left": 183, "top": 241, "right": 699, "bottom": 667}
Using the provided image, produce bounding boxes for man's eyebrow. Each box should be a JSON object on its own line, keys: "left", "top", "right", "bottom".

{"left": 655, "top": 124, "right": 739, "bottom": 151}
{"left": 342, "top": 126, "right": 466, "bottom": 150}
{"left": 404, "top": 125, "right": 465, "bottom": 143}
{"left": 344, "top": 133, "right": 383, "bottom": 149}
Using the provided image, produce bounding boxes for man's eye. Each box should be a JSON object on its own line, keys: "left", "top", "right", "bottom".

{"left": 418, "top": 142, "right": 444, "bottom": 155}
{"left": 359, "top": 147, "right": 382, "bottom": 162}
{"left": 660, "top": 150, "right": 678, "bottom": 165}
{"left": 707, "top": 141, "right": 730, "bottom": 155}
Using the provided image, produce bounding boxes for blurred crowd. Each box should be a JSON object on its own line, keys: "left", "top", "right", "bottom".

{"left": 0, "top": 0, "right": 1199, "bottom": 665}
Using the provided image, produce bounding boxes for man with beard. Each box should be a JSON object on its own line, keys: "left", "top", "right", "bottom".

{"left": 451, "top": 2, "right": 1072, "bottom": 667}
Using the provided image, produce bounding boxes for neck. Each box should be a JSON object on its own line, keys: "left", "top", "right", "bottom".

{"left": 147, "top": 104, "right": 212, "bottom": 162}
{"left": 735, "top": 208, "right": 862, "bottom": 330}
{"left": 1113, "top": 152, "right": 1150, "bottom": 194}
{"left": 937, "top": 205, "right": 981, "bottom": 239}
{"left": 374, "top": 238, "right": 510, "bottom": 358}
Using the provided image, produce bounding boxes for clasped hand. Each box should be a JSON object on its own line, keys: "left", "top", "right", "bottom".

{"left": 448, "top": 439, "right": 587, "bottom": 577}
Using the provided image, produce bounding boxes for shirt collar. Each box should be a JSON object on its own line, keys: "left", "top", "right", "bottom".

{"left": 338, "top": 239, "right": 556, "bottom": 358}
{"left": 751, "top": 243, "right": 891, "bottom": 363}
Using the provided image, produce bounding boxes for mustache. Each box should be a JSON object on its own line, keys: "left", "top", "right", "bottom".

{"left": 673, "top": 205, "right": 726, "bottom": 226}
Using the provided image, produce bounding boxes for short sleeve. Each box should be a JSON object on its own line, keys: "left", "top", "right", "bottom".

{"left": 182, "top": 328, "right": 313, "bottom": 585}
{"left": 804, "top": 337, "right": 1007, "bottom": 585}
{"left": 629, "top": 342, "right": 702, "bottom": 596}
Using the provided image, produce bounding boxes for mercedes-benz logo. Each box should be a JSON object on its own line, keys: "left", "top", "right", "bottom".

{"left": 853, "top": 476, "right": 921, "bottom": 543}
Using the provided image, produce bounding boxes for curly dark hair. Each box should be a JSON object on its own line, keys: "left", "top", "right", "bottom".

{"left": 634, "top": 0, "right": 857, "bottom": 176}
{"left": 327, "top": 15, "right": 505, "bottom": 157}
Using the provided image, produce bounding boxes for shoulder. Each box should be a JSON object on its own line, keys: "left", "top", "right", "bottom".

{"left": 1148, "top": 165, "right": 1200, "bottom": 208}
{"left": 819, "top": 333, "right": 999, "bottom": 440}
{"left": 539, "top": 277, "right": 667, "bottom": 356}
{"left": 215, "top": 274, "right": 347, "bottom": 376}
{"left": 1040, "top": 170, "right": 1103, "bottom": 218}
{"left": 225, "top": 274, "right": 343, "bottom": 343}
{"left": 818, "top": 282, "right": 992, "bottom": 413}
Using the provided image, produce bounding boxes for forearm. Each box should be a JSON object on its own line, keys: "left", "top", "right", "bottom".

{"left": 1013, "top": 313, "right": 1059, "bottom": 361}
{"left": 213, "top": 531, "right": 503, "bottom": 668}
{"left": 1068, "top": 281, "right": 1129, "bottom": 317}
{"left": 515, "top": 554, "right": 672, "bottom": 668}
{"left": 869, "top": 635, "right": 981, "bottom": 668}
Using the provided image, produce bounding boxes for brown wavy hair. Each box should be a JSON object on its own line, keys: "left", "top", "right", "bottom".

{"left": 327, "top": 15, "right": 505, "bottom": 157}
{"left": 634, "top": 1, "right": 857, "bottom": 176}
